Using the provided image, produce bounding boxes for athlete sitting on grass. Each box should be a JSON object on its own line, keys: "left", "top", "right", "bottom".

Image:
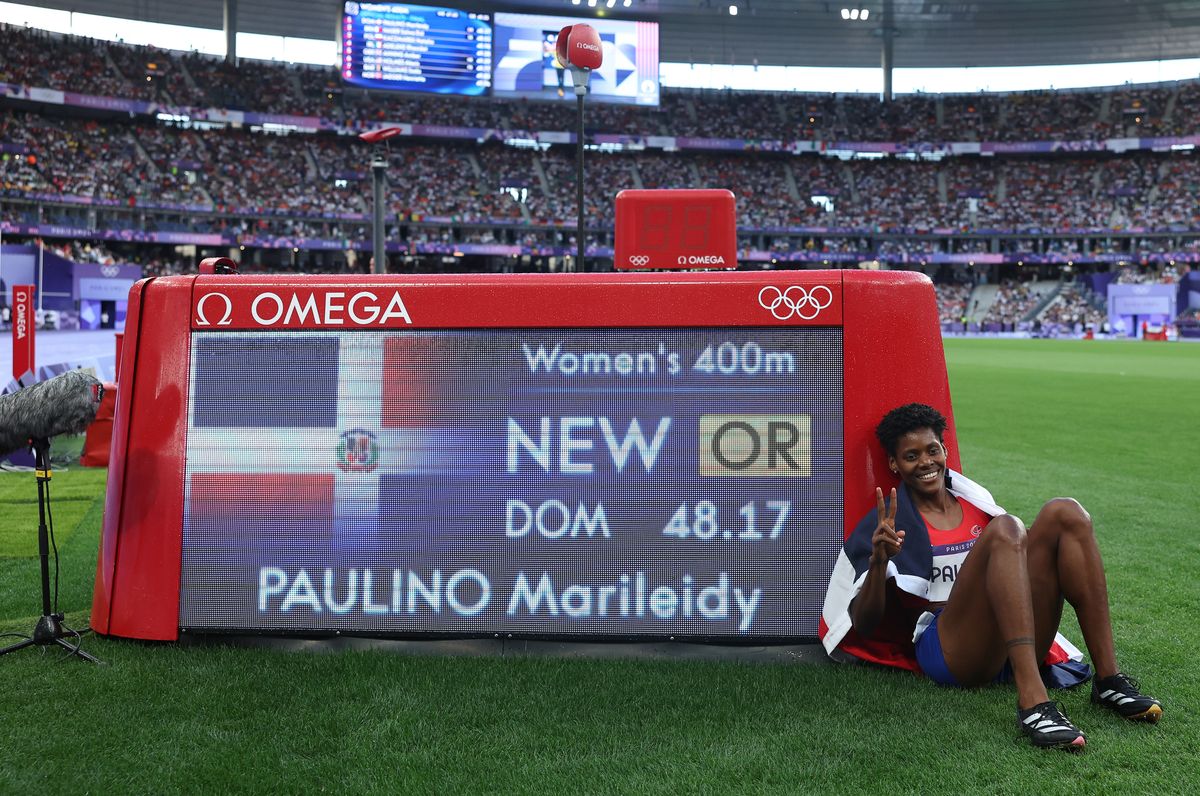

{"left": 821, "top": 403, "right": 1162, "bottom": 751}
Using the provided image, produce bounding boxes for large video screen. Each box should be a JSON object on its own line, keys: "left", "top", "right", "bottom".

{"left": 179, "top": 328, "right": 843, "bottom": 639}
{"left": 340, "top": 2, "right": 492, "bottom": 95}
{"left": 492, "top": 12, "right": 659, "bottom": 106}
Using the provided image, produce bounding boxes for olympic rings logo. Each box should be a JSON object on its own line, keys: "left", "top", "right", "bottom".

{"left": 101, "top": 265, "right": 120, "bottom": 278}
{"left": 628, "top": 255, "right": 650, "bottom": 267}
{"left": 757, "top": 285, "right": 833, "bottom": 321}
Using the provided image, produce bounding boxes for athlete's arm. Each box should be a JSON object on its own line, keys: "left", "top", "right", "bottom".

{"left": 850, "top": 487, "right": 905, "bottom": 637}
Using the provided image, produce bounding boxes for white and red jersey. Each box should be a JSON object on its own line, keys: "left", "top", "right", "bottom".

{"left": 924, "top": 497, "right": 991, "bottom": 604}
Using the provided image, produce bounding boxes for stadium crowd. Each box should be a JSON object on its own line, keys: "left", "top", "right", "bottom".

{"left": 6, "top": 104, "right": 1200, "bottom": 239}
{"left": 932, "top": 279, "right": 1114, "bottom": 333}
{"left": 935, "top": 282, "right": 973, "bottom": 324}
{"left": 6, "top": 105, "right": 1200, "bottom": 236}
{"left": 1039, "top": 282, "right": 1107, "bottom": 330}
{"left": 3, "top": 24, "right": 1199, "bottom": 144}
{"left": 982, "top": 279, "right": 1053, "bottom": 326}
{"left": 1115, "top": 263, "right": 1184, "bottom": 284}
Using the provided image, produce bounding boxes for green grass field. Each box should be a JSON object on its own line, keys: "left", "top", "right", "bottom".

{"left": 1, "top": 339, "right": 1197, "bottom": 793}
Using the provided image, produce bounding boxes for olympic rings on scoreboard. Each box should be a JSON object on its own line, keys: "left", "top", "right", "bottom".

{"left": 628, "top": 255, "right": 651, "bottom": 267}
{"left": 757, "top": 285, "right": 833, "bottom": 321}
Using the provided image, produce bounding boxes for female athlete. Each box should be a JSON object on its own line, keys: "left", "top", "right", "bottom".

{"left": 821, "top": 403, "right": 1161, "bottom": 750}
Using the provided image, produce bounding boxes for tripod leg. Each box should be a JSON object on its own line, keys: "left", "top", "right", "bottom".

{"left": 0, "top": 637, "right": 38, "bottom": 656}
{"left": 52, "top": 636, "right": 103, "bottom": 664}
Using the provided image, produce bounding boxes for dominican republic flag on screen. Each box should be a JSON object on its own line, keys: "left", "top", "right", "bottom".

{"left": 184, "top": 331, "right": 499, "bottom": 556}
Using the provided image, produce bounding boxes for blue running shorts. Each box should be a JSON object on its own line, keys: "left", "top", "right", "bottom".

{"left": 915, "top": 609, "right": 1014, "bottom": 686}
{"left": 915, "top": 609, "right": 959, "bottom": 685}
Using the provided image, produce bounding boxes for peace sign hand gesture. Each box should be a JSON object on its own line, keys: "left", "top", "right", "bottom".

{"left": 870, "top": 487, "right": 905, "bottom": 567}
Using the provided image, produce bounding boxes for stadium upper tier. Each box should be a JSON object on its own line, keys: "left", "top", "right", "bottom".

{"left": 3, "top": 108, "right": 1198, "bottom": 235}
{"left": 2, "top": 25, "right": 1198, "bottom": 145}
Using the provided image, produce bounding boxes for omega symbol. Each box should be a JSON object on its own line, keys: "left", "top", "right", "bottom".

{"left": 195, "top": 292, "right": 233, "bottom": 326}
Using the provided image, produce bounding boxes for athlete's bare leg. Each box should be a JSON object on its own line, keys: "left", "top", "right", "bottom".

{"left": 935, "top": 514, "right": 1049, "bottom": 709}
{"left": 1025, "top": 497, "right": 1118, "bottom": 679}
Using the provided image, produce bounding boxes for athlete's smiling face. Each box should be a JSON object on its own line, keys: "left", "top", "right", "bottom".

{"left": 890, "top": 427, "right": 947, "bottom": 498}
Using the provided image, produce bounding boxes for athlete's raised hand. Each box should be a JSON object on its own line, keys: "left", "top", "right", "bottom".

{"left": 870, "top": 487, "right": 905, "bottom": 566}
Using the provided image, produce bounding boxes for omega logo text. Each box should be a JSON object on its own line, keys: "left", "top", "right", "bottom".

{"left": 676, "top": 255, "right": 727, "bottom": 266}
{"left": 196, "top": 290, "right": 414, "bottom": 328}
{"left": 14, "top": 290, "right": 27, "bottom": 340}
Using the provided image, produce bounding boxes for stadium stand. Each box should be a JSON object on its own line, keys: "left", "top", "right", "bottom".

{"left": 14, "top": 112, "right": 1197, "bottom": 236}
{"left": 5, "top": 24, "right": 1200, "bottom": 142}
{"left": 936, "top": 282, "right": 974, "bottom": 325}
{"left": 1038, "top": 282, "right": 1107, "bottom": 331}
{"left": 982, "top": 279, "right": 1060, "bottom": 327}
{"left": 1, "top": 26, "right": 133, "bottom": 101}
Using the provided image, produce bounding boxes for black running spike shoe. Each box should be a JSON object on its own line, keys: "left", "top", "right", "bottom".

{"left": 1091, "top": 673, "right": 1163, "bottom": 723}
{"left": 1017, "top": 701, "right": 1087, "bottom": 750}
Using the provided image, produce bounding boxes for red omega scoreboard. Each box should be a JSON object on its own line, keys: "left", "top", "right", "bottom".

{"left": 92, "top": 269, "right": 958, "bottom": 643}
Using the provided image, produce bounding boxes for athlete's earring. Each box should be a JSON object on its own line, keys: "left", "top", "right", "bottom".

{"left": 889, "top": 466, "right": 898, "bottom": 474}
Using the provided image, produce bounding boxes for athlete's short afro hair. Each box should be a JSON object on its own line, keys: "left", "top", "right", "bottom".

{"left": 875, "top": 403, "right": 948, "bottom": 456}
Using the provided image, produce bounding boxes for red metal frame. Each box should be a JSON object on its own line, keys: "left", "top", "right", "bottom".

{"left": 94, "top": 270, "right": 954, "bottom": 641}
{"left": 841, "top": 271, "right": 961, "bottom": 536}
{"left": 92, "top": 277, "right": 193, "bottom": 639}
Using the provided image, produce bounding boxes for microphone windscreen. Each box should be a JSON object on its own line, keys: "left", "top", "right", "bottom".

{"left": 0, "top": 370, "right": 104, "bottom": 455}
{"left": 567, "top": 24, "right": 603, "bottom": 71}
{"left": 555, "top": 26, "right": 572, "bottom": 68}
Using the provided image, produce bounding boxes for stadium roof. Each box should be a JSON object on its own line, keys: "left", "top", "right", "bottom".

{"left": 28, "top": 0, "right": 1200, "bottom": 70}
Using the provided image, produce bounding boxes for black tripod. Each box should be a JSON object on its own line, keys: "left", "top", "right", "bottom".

{"left": 0, "top": 438, "right": 102, "bottom": 663}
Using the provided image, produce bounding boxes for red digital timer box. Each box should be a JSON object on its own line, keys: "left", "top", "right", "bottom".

{"left": 615, "top": 189, "right": 738, "bottom": 270}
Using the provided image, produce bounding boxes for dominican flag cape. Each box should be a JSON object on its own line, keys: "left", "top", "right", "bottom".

{"left": 819, "top": 469, "right": 1091, "bottom": 688}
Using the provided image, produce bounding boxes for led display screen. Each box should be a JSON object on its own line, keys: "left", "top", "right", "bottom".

{"left": 1112, "top": 295, "right": 1171, "bottom": 315}
{"left": 492, "top": 12, "right": 659, "bottom": 106}
{"left": 340, "top": 1, "right": 492, "bottom": 95}
{"left": 179, "top": 328, "right": 842, "bottom": 639}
